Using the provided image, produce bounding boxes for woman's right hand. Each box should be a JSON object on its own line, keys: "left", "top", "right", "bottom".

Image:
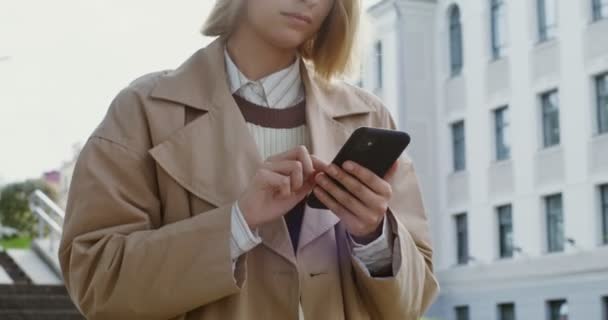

{"left": 237, "top": 146, "right": 317, "bottom": 229}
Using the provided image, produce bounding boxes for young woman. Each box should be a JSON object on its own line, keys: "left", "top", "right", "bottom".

{"left": 59, "top": 0, "right": 438, "bottom": 319}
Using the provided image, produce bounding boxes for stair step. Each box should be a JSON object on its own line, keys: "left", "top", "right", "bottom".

{"left": 7, "top": 249, "right": 63, "bottom": 285}
{"left": 0, "top": 309, "right": 85, "bottom": 320}
{"left": 0, "top": 284, "right": 69, "bottom": 295}
{"left": 0, "top": 252, "right": 32, "bottom": 284}
{"left": 0, "top": 284, "right": 82, "bottom": 317}
{"left": 0, "top": 294, "right": 75, "bottom": 310}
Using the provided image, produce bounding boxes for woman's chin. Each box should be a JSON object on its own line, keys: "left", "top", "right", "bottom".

{"left": 265, "top": 31, "right": 309, "bottom": 51}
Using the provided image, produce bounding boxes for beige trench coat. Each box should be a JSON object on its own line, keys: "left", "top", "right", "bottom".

{"left": 59, "top": 38, "right": 438, "bottom": 320}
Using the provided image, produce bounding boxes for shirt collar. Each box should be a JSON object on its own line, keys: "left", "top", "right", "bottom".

{"left": 224, "top": 48, "right": 302, "bottom": 107}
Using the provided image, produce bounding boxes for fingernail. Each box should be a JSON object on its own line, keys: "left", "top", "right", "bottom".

{"left": 328, "top": 165, "right": 338, "bottom": 176}
{"left": 315, "top": 174, "right": 323, "bottom": 183}
{"left": 343, "top": 161, "right": 354, "bottom": 171}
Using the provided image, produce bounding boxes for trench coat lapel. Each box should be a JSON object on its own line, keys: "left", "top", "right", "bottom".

{"left": 148, "top": 38, "right": 262, "bottom": 209}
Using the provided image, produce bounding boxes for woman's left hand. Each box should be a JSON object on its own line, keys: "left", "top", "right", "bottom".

{"left": 312, "top": 157, "right": 399, "bottom": 244}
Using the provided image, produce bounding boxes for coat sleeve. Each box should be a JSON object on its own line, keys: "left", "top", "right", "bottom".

{"left": 59, "top": 92, "right": 245, "bottom": 320}
{"left": 350, "top": 104, "right": 439, "bottom": 319}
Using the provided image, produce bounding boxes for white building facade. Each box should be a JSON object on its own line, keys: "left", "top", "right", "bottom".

{"left": 363, "top": 0, "right": 608, "bottom": 319}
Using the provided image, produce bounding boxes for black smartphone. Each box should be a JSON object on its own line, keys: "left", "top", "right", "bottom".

{"left": 307, "top": 126, "right": 411, "bottom": 209}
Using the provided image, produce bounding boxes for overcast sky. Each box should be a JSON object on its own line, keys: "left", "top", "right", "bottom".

{"left": 0, "top": 0, "right": 216, "bottom": 184}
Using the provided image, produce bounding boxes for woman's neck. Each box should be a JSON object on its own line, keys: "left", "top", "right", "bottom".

{"left": 226, "top": 27, "right": 298, "bottom": 81}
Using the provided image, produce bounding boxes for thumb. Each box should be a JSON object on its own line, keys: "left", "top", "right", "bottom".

{"left": 294, "top": 179, "right": 315, "bottom": 200}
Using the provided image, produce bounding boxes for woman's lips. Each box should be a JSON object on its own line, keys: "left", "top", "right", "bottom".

{"left": 281, "top": 12, "right": 313, "bottom": 25}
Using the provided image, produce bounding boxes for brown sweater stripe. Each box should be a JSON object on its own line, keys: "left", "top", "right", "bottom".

{"left": 232, "top": 94, "right": 306, "bottom": 129}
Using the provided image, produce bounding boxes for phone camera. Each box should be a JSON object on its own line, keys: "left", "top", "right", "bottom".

{"left": 355, "top": 137, "right": 375, "bottom": 151}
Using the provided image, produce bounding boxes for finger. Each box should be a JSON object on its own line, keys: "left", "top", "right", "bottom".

{"left": 311, "top": 155, "right": 330, "bottom": 172}
{"left": 383, "top": 160, "right": 400, "bottom": 183}
{"left": 342, "top": 161, "right": 392, "bottom": 198}
{"left": 268, "top": 146, "right": 314, "bottom": 177}
{"left": 263, "top": 160, "right": 304, "bottom": 191}
{"left": 258, "top": 169, "right": 291, "bottom": 197}
{"left": 294, "top": 178, "right": 315, "bottom": 200}
{"left": 315, "top": 173, "right": 376, "bottom": 224}
{"left": 294, "top": 146, "right": 314, "bottom": 177}
{"left": 309, "top": 156, "right": 329, "bottom": 185}
{"left": 312, "top": 186, "right": 367, "bottom": 236}
{"left": 325, "top": 163, "right": 385, "bottom": 212}
{"left": 266, "top": 148, "right": 291, "bottom": 162}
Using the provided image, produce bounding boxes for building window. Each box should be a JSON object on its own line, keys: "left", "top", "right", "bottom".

{"left": 603, "top": 296, "right": 608, "bottom": 320}
{"left": 449, "top": 5, "right": 464, "bottom": 76}
{"left": 498, "top": 303, "right": 516, "bottom": 320}
{"left": 537, "top": 0, "right": 557, "bottom": 41}
{"left": 541, "top": 90, "right": 560, "bottom": 148}
{"left": 455, "top": 213, "right": 469, "bottom": 265}
{"left": 545, "top": 194, "right": 565, "bottom": 253}
{"left": 498, "top": 205, "right": 514, "bottom": 258}
{"left": 592, "top": 0, "right": 608, "bottom": 21}
{"left": 490, "top": 0, "right": 508, "bottom": 59}
{"left": 601, "top": 184, "right": 608, "bottom": 245}
{"left": 455, "top": 305, "right": 470, "bottom": 320}
{"left": 547, "top": 300, "right": 568, "bottom": 320}
{"left": 597, "top": 73, "right": 608, "bottom": 134}
{"left": 452, "top": 121, "right": 466, "bottom": 171}
{"left": 495, "top": 106, "right": 511, "bottom": 161}
{"left": 375, "top": 41, "right": 383, "bottom": 90}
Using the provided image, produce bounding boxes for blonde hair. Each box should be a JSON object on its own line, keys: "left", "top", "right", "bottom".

{"left": 202, "top": 0, "right": 360, "bottom": 80}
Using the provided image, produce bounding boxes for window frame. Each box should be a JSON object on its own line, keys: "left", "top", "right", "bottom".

{"left": 592, "top": 0, "right": 608, "bottom": 21}
{"left": 497, "top": 204, "right": 514, "bottom": 258}
{"left": 455, "top": 213, "right": 469, "bottom": 265}
{"left": 498, "top": 302, "right": 516, "bottom": 320}
{"left": 490, "top": 0, "right": 507, "bottom": 59}
{"left": 494, "top": 106, "right": 511, "bottom": 161}
{"left": 545, "top": 194, "right": 565, "bottom": 253}
{"left": 600, "top": 184, "right": 608, "bottom": 245}
{"left": 455, "top": 305, "right": 470, "bottom": 320}
{"left": 374, "top": 41, "right": 383, "bottom": 90}
{"left": 452, "top": 121, "right": 466, "bottom": 171}
{"left": 596, "top": 73, "right": 608, "bottom": 135}
{"left": 537, "top": 0, "right": 557, "bottom": 42}
{"left": 546, "top": 299, "right": 567, "bottom": 320}
{"left": 449, "top": 5, "right": 464, "bottom": 76}
{"left": 541, "top": 90, "right": 561, "bottom": 148}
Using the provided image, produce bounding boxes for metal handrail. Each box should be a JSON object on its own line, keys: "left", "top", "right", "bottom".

{"left": 29, "top": 190, "right": 65, "bottom": 220}
{"left": 27, "top": 190, "right": 64, "bottom": 261}
{"left": 31, "top": 206, "right": 62, "bottom": 235}
{"left": 28, "top": 189, "right": 64, "bottom": 238}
